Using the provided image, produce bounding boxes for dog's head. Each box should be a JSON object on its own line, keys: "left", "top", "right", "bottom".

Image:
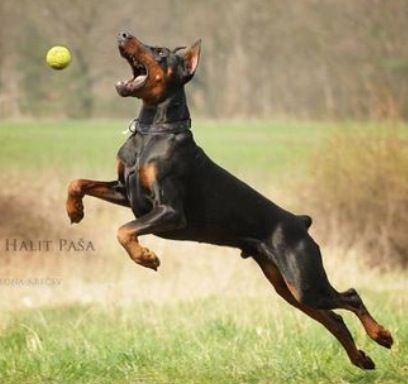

{"left": 116, "top": 32, "right": 201, "bottom": 104}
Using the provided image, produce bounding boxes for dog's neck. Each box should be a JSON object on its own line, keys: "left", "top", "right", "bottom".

{"left": 138, "top": 87, "right": 190, "bottom": 127}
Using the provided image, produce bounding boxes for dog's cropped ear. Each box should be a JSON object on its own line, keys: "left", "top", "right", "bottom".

{"left": 172, "top": 46, "right": 187, "bottom": 53}
{"left": 180, "top": 39, "right": 201, "bottom": 83}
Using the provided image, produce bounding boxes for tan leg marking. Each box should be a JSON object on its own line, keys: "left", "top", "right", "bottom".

{"left": 117, "top": 226, "right": 160, "bottom": 271}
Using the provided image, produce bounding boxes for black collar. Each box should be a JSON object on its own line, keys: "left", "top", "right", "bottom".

{"left": 128, "top": 118, "right": 191, "bottom": 135}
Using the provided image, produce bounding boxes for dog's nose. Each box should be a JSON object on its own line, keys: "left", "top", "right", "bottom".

{"left": 117, "top": 31, "right": 131, "bottom": 43}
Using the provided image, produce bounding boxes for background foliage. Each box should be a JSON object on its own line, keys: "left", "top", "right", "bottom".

{"left": 0, "top": 0, "right": 407, "bottom": 119}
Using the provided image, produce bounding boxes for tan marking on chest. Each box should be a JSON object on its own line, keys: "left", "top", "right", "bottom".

{"left": 117, "top": 159, "right": 125, "bottom": 183}
{"left": 139, "top": 164, "right": 158, "bottom": 189}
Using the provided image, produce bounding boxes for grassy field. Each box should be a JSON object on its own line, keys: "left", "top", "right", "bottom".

{"left": 0, "top": 120, "right": 407, "bottom": 383}
{"left": 0, "top": 295, "right": 406, "bottom": 384}
{"left": 0, "top": 119, "right": 340, "bottom": 177}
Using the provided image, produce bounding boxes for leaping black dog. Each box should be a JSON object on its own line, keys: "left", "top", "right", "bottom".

{"left": 66, "top": 32, "right": 393, "bottom": 369}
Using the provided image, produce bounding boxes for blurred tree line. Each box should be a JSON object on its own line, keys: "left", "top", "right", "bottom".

{"left": 0, "top": 0, "right": 407, "bottom": 120}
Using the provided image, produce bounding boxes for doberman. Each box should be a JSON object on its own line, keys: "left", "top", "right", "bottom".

{"left": 66, "top": 32, "right": 393, "bottom": 370}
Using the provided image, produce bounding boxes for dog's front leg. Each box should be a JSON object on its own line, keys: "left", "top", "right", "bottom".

{"left": 66, "top": 160, "right": 129, "bottom": 223}
{"left": 117, "top": 177, "right": 186, "bottom": 271}
{"left": 66, "top": 179, "right": 129, "bottom": 223}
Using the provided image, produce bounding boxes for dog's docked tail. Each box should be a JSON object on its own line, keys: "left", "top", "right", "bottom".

{"left": 297, "top": 214, "right": 312, "bottom": 230}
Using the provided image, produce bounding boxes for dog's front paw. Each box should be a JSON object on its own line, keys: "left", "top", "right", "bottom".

{"left": 139, "top": 247, "right": 161, "bottom": 271}
{"left": 66, "top": 196, "right": 84, "bottom": 224}
{"left": 126, "top": 244, "right": 160, "bottom": 271}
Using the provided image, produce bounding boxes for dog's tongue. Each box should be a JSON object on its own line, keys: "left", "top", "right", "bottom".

{"left": 115, "top": 81, "right": 130, "bottom": 97}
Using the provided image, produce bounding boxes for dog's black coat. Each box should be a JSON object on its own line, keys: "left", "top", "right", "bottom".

{"left": 66, "top": 32, "right": 392, "bottom": 370}
{"left": 119, "top": 126, "right": 301, "bottom": 246}
{"left": 116, "top": 86, "right": 332, "bottom": 305}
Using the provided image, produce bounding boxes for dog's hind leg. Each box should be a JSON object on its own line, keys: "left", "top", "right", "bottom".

{"left": 335, "top": 288, "right": 393, "bottom": 349}
{"left": 260, "top": 231, "right": 393, "bottom": 351}
{"left": 260, "top": 234, "right": 340, "bottom": 310}
{"left": 254, "top": 254, "right": 375, "bottom": 370}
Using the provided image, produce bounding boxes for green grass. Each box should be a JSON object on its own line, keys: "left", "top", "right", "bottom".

{"left": 0, "top": 293, "right": 406, "bottom": 384}
{"left": 0, "top": 119, "right": 338, "bottom": 177}
{"left": 1, "top": 119, "right": 407, "bottom": 383}
{"left": 2, "top": 119, "right": 404, "bottom": 183}
{"left": 1, "top": 120, "right": 405, "bottom": 174}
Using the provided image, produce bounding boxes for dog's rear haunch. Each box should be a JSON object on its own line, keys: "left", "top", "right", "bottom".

{"left": 66, "top": 32, "right": 393, "bottom": 370}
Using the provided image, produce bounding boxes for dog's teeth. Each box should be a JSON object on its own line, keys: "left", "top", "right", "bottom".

{"left": 133, "top": 74, "right": 147, "bottom": 85}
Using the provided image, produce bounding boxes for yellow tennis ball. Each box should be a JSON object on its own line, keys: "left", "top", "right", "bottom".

{"left": 46, "top": 46, "right": 71, "bottom": 70}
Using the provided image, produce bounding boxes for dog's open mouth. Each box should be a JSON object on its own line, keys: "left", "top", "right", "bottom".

{"left": 116, "top": 52, "right": 149, "bottom": 97}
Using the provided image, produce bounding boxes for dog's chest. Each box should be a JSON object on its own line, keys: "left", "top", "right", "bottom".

{"left": 117, "top": 133, "right": 176, "bottom": 215}
{"left": 118, "top": 133, "right": 174, "bottom": 166}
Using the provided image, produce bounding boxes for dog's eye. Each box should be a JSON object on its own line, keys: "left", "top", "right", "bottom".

{"left": 157, "top": 49, "right": 168, "bottom": 64}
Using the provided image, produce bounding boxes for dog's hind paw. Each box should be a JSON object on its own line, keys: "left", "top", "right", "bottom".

{"left": 353, "top": 350, "right": 375, "bottom": 370}
{"left": 373, "top": 327, "right": 394, "bottom": 349}
{"left": 66, "top": 196, "right": 84, "bottom": 224}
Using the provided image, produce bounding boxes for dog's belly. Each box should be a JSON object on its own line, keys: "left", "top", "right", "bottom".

{"left": 155, "top": 225, "right": 244, "bottom": 247}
